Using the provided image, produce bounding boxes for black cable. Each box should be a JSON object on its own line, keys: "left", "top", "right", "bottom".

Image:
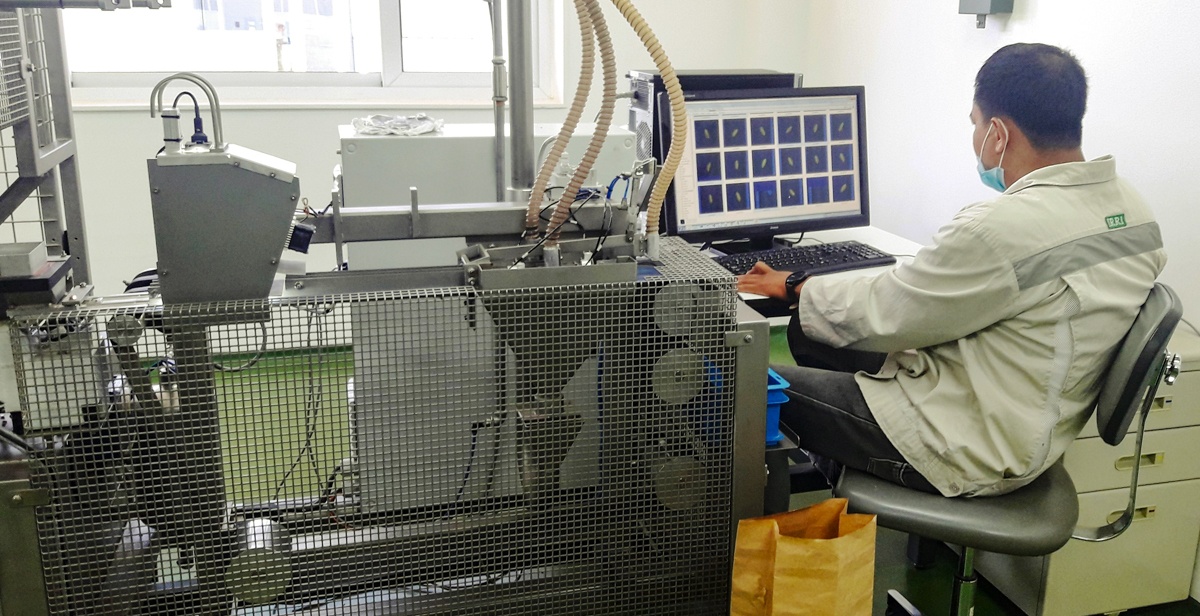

{"left": 213, "top": 321, "right": 267, "bottom": 372}
{"left": 455, "top": 423, "right": 481, "bottom": 502}
{"left": 537, "top": 197, "right": 562, "bottom": 221}
{"left": 515, "top": 192, "right": 599, "bottom": 267}
{"left": 485, "top": 345, "right": 507, "bottom": 498}
{"left": 512, "top": 214, "right": 570, "bottom": 268}
{"left": 586, "top": 201, "right": 614, "bottom": 265}
{"left": 305, "top": 315, "right": 326, "bottom": 491}
{"left": 321, "top": 464, "right": 343, "bottom": 501}
{"left": 172, "top": 91, "right": 201, "bottom": 117}
{"left": 172, "top": 91, "right": 208, "bottom": 144}
{"left": 538, "top": 191, "right": 590, "bottom": 232}
{"left": 272, "top": 311, "right": 327, "bottom": 501}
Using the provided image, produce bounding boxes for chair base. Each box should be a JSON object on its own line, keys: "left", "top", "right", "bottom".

{"left": 907, "top": 534, "right": 938, "bottom": 569}
{"left": 886, "top": 546, "right": 978, "bottom": 616}
{"left": 885, "top": 590, "right": 923, "bottom": 616}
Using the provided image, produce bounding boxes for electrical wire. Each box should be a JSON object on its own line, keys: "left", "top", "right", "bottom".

{"left": 455, "top": 423, "right": 481, "bottom": 503}
{"left": 586, "top": 200, "right": 614, "bottom": 265}
{"left": 485, "top": 345, "right": 507, "bottom": 498}
{"left": 272, "top": 310, "right": 327, "bottom": 502}
{"left": 213, "top": 321, "right": 267, "bottom": 372}
{"left": 512, "top": 193, "right": 598, "bottom": 268}
{"left": 1182, "top": 317, "right": 1200, "bottom": 338}
{"left": 606, "top": 175, "right": 621, "bottom": 201}
{"left": 540, "top": 189, "right": 597, "bottom": 231}
{"left": 172, "top": 91, "right": 201, "bottom": 118}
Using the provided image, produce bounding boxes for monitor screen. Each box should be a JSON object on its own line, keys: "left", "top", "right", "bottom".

{"left": 662, "top": 86, "right": 870, "bottom": 245}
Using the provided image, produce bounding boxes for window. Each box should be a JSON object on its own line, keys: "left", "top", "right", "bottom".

{"left": 399, "top": 0, "right": 493, "bottom": 73}
{"left": 64, "top": 0, "right": 561, "bottom": 106}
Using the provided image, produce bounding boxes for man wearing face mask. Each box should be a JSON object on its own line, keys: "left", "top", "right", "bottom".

{"left": 738, "top": 42, "right": 1166, "bottom": 497}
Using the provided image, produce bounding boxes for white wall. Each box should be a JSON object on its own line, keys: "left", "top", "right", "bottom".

{"left": 796, "top": 0, "right": 1200, "bottom": 319}
{"left": 71, "top": 0, "right": 806, "bottom": 295}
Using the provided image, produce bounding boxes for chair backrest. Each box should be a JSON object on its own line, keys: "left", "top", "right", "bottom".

{"left": 1093, "top": 283, "right": 1183, "bottom": 446}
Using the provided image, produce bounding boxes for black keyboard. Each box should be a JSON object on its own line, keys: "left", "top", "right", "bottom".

{"left": 713, "top": 240, "right": 897, "bottom": 276}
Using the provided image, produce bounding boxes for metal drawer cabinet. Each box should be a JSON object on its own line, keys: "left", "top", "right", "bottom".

{"left": 1064, "top": 424, "right": 1200, "bottom": 493}
{"left": 975, "top": 479, "right": 1200, "bottom": 616}
{"left": 1077, "top": 365, "right": 1200, "bottom": 439}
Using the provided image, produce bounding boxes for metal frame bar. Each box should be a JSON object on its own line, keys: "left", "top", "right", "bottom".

{"left": 309, "top": 202, "right": 632, "bottom": 246}
{"left": 507, "top": 0, "right": 535, "bottom": 193}
{"left": 730, "top": 302, "right": 768, "bottom": 534}
{"left": 0, "top": 174, "right": 37, "bottom": 222}
{"left": 1, "top": 434, "right": 51, "bottom": 616}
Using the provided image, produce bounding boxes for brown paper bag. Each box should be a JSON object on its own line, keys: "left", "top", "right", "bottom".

{"left": 730, "top": 498, "right": 877, "bottom": 616}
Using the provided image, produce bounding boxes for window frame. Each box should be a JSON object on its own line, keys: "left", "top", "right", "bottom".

{"left": 69, "top": 0, "right": 563, "bottom": 110}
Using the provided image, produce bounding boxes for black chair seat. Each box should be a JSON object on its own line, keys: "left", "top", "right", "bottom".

{"left": 834, "top": 463, "right": 1079, "bottom": 557}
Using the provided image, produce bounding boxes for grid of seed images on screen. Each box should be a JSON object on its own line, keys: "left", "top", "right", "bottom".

{"left": 690, "top": 109, "right": 858, "bottom": 216}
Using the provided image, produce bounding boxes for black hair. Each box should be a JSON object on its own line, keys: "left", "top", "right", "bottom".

{"left": 974, "top": 43, "right": 1087, "bottom": 150}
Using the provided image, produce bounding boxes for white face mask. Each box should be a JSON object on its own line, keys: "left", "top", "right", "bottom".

{"left": 976, "top": 120, "right": 1009, "bottom": 192}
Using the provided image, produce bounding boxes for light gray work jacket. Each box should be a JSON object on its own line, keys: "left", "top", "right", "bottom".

{"left": 798, "top": 156, "right": 1166, "bottom": 496}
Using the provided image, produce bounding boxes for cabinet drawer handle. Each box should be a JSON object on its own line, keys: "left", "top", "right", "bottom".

{"left": 1114, "top": 451, "right": 1165, "bottom": 471}
{"left": 1107, "top": 506, "right": 1157, "bottom": 525}
{"left": 1150, "top": 395, "right": 1172, "bottom": 412}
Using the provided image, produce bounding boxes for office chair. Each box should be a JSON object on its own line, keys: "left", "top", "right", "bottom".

{"left": 832, "top": 283, "right": 1184, "bottom": 616}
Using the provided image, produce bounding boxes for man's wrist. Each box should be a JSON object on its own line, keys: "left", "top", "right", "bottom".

{"left": 785, "top": 271, "right": 810, "bottom": 303}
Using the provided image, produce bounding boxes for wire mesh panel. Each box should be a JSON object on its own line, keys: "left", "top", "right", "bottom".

{"left": 20, "top": 8, "right": 55, "bottom": 149}
{"left": 9, "top": 242, "right": 742, "bottom": 615}
{"left": 0, "top": 10, "right": 29, "bottom": 130}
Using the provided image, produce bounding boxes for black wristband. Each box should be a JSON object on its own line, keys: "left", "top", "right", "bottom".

{"left": 785, "top": 271, "right": 810, "bottom": 304}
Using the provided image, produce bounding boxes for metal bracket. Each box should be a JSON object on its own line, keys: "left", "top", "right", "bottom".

{"left": 724, "top": 331, "right": 756, "bottom": 347}
{"left": 457, "top": 244, "right": 491, "bottom": 289}
{"left": 5, "top": 487, "right": 49, "bottom": 508}
{"left": 60, "top": 282, "right": 93, "bottom": 306}
{"left": 1164, "top": 352, "right": 1182, "bottom": 385}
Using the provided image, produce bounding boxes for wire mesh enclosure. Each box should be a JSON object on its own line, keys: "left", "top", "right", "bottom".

{"left": 0, "top": 11, "right": 29, "bottom": 131}
{"left": 9, "top": 243, "right": 744, "bottom": 615}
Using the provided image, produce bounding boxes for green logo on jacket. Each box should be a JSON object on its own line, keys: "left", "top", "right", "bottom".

{"left": 1105, "top": 214, "right": 1127, "bottom": 230}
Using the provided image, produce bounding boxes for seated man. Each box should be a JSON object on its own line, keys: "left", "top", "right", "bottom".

{"left": 738, "top": 43, "right": 1166, "bottom": 497}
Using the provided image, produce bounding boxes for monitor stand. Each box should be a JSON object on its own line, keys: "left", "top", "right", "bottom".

{"left": 710, "top": 236, "right": 790, "bottom": 255}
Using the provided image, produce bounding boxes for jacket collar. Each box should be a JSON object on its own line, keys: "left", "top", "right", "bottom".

{"left": 1005, "top": 155, "right": 1117, "bottom": 194}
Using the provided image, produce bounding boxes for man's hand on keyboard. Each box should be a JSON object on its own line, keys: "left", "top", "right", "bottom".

{"left": 736, "top": 261, "right": 792, "bottom": 302}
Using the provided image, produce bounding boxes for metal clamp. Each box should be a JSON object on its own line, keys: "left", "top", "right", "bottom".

{"left": 1164, "top": 352, "right": 1182, "bottom": 386}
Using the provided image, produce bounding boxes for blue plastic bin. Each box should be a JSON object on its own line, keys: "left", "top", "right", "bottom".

{"left": 765, "top": 368, "right": 789, "bottom": 446}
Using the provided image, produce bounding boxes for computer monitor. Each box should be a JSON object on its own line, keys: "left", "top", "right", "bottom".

{"left": 661, "top": 86, "right": 870, "bottom": 249}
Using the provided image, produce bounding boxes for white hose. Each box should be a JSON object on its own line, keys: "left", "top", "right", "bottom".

{"left": 607, "top": 0, "right": 685, "bottom": 239}
{"left": 524, "top": 0, "right": 596, "bottom": 240}
{"left": 149, "top": 72, "right": 225, "bottom": 151}
{"left": 546, "top": 0, "right": 617, "bottom": 245}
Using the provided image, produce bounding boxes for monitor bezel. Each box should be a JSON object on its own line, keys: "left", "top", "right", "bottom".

{"left": 659, "top": 85, "right": 871, "bottom": 245}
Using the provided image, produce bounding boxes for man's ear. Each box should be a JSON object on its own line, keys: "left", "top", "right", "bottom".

{"left": 990, "top": 117, "right": 1012, "bottom": 154}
